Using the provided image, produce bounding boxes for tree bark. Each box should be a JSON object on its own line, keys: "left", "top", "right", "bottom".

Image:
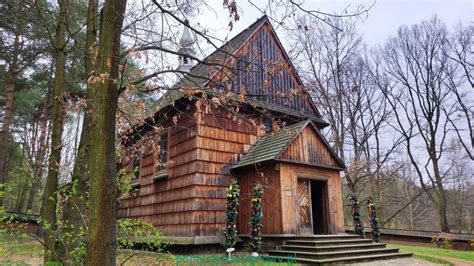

{"left": 436, "top": 186, "right": 450, "bottom": 232}
{"left": 85, "top": 0, "right": 127, "bottom": 265}
{"left": 62, "top": 0, "right": 98, "bottom": 260}
{"left": 0, "top": 21, "right": 21, "bottom": 207}
{"left": 42, "top": 0, "right": 68, "bottom": 262}
{"left": 26, "top": 87, "right": 50, "bottom": 213}
{"left": 0, "top": 83, "right": 15, "bottom": 190}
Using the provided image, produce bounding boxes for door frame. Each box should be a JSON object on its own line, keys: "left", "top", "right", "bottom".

{"left": 294, "top": 174, "right": 332, "bottom": 234}
{"left": 311, "top": 179, "right": 330, "bottom": 234}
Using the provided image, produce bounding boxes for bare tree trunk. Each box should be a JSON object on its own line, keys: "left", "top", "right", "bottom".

{"left": 42, "top": 0, "right": 68, "bottom": 262}
{"left": 374, "top": 17, "right": 458, "bottom": 233}
{"left": 436, "top": 189, "right": 450, "bottom": 232}
{"left": 85, "top": 0, "right": 127, "bottom": 264}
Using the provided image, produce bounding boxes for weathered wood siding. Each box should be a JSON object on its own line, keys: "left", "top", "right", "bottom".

{"left": 237, "top": 165, "right": 283, "bottom": 234}
{"left": 118, "top": 104, "right": 259, "bottom": 240}
{"left": 118, "top": 107, "right": 209, "bottom": 237}
{"left": 211, "top": 23, "right": 317, "bottom": 117}
{"left": 193, "top": 104, "right": 258, "bottom": 237}
{"left": 279, "top": 163, "right": 345, "bottom": 234}
{"left": 280, "top": 126, "right": 337, "bottom": 167}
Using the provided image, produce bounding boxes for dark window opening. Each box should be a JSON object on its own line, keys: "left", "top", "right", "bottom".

{"left": 155, "top": 131, "right": 168, "bottom": 179}
{"left": 132, "top": 153, "right": 140, "bottom": 182}
{"left": 262, "top": 117, "right": 272, "bottom": 132}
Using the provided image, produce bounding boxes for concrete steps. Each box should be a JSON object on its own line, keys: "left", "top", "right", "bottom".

{"left": 268, "top": 234, "right": 412, "bottom": 265}
{"left": 280, "top": 243, "right": 387, "bottom": 252}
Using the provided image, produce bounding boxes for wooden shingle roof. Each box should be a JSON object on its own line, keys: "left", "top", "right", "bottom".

{"left": 232, "top": 120, "right": 308, "bottom": 169}
{"left": 232, "top": 120, "right": 345, "bottom": 170}
{"left": 154, "top": 16, "right": 268, "bottom": 112}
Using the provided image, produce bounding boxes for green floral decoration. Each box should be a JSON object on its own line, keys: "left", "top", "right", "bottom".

{"left": 223, "top": 180, "right": 240, "bottom": 250}
{"left": 367, "top": 197, "right": 380, "bottom": 243}
{"left": 349, "top": 193, "right": 364, "bottom": 238}
{"left": 249, "top": 184, "right": 263, "bottom": 254}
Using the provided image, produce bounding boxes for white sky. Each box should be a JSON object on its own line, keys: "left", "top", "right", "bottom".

{"left": 193, "top": 0, "right": 473, "bottom": 51}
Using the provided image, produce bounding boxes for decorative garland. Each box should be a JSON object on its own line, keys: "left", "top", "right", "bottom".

{"left": 223, "top": 180, "right": 240, "bottom": 255}
{"left": 249, "top": 184, "right": 263, "bottom": 256}
{"left": 349, "top": 193, "right": 364, "bottom": 238}
{"left": 367, "top": 197, "right": 380, "bottom": 243}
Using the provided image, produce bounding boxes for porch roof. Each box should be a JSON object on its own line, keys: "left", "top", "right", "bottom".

{"left": 232, "top": 120, "right": 345, "bottom": 170}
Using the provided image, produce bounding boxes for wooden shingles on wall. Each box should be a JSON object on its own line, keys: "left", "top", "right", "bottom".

{"left": 118, "top": 107, "right": 205, "bottom": 237}
{"left": 185, "top": 106, "right": 259, "bottom": 237}
{"left": 118, "top": 104, "right": 261, "bottom": 238}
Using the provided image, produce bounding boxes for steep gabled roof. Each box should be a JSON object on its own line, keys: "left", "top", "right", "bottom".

{"left": 154, "top": 16, "right": 328, "bottom": 126}
{"left": 154, "top": 16, "right": 268, "bottom": 112}
{"left": 177, "top": 16, "right": 267, "bottom": 88}
{"left": 232, "top": 120, "right": 345, "bottom": 170}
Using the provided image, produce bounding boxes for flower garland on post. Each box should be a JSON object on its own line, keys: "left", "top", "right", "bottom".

{"left": 367, "top": 197, "right": 380, "bottom": 243}
{"left": 349, "top": 193, "right": 364, "bottom": 238}
{"left": 223, "top": 180, "right": 240, "bottom": 258}
{"left": 249, "top": 184, "right": 263, "bottom": 257}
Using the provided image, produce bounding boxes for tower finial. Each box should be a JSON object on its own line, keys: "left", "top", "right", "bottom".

{"left": 177, "top": 18, "right": 196, "bottom": 73}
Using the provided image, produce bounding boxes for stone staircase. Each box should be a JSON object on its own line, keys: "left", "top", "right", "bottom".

{"left": 268, "top": 234, "right": 412, "bottom": 265}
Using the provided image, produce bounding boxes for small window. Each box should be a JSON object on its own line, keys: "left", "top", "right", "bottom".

{"left": 155, "top": 131, "right": 168, "bottom": 179}
{"left": 128, "top": 152, "right": 140, "bottom": 190}
{"left": 262, "top": 117, "right": 272, "bottom": 132}
{"left": 132, "top": 153, "right": 140, "bottom": 181}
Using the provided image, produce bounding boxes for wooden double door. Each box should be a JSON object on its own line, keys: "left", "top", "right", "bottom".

{"left": 296, "top": 178, "right": 329, "bottom": 235}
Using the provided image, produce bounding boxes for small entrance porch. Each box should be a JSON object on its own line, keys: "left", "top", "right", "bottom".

{"left": 233, "top": 120, "right": 347, "bottom": 236}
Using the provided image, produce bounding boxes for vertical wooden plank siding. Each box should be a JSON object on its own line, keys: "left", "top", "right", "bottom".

{"left": 280, "top": 126, "right": 338, "bottom": 167}
{"left": 237, "top": 166, "right": 283, "bottom": 235}
{"left": 217, "top": 23, "right": 317, "bottom": 117}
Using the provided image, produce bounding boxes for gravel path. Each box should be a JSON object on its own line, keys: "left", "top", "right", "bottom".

{"left": 346, "top": 257, "right": 442, "bottom": 265}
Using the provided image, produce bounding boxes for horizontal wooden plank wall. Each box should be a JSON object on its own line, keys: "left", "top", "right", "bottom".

{"left": 194, "top": 104, "right": 258, "bottom": 237}
{"left": 279, "top": 163, "right": 344, "bottom": 234}
{"left": 281, "top": 126, "right": 337, "bottom": 167}
{"left": 237, "top": 165, "right": 283, "bottom": 235}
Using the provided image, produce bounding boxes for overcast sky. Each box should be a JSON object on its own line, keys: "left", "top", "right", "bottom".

{"left": 192, "top": 0, "right": 472, "bottom": 51}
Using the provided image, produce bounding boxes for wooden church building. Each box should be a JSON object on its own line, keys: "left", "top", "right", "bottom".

{"left": 118, "top": 16, "right": 346, "bottom": 245}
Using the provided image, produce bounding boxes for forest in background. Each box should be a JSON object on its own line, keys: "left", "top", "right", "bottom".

{"left": 0, "top": 0, "right": 472, "bottom": 264}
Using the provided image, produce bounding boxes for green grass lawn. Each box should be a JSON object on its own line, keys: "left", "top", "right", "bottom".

{"left": 0, "top": 233, "right": 294, "bottom": 265}
{"left": 388, "top": 243, "right": 474, "bottom": 262}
